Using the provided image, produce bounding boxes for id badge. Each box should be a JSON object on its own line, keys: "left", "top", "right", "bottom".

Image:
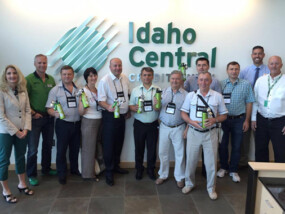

{"left": 166, "top": 102, "right": 176, "bottom": 114}
{"left": 223, "top": 93, "right": 231, "bottom": 104}
{"left": 196, "top": 106, "right": 206, "bottom": 118}
{"left": 143, "top": 100, "right": 153, "bottom": 112}
{"left": 67, "top": 96, "right": 77, "bottom": 108}
{"left": 264, "top": 100, "right": 268, "bottom": 107}
{"left": 117, "top": 91, "right": 124, "bottom": 98}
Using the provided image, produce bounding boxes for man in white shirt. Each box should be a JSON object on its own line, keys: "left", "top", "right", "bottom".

{"left": 251, "top": 56, "right": 285, "bottom": 163}
{"left": 98, "top": 58, "right": 130, "bottom": 186}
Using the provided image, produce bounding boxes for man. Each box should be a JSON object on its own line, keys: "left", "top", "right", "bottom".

{"left": 129, "top": 67, "right": 160, "bottom": 180}
{"left": 217, "top": 62, "right": 255, "bottom": 183}
{"left": 155, "top": 70, "right": 188, "bottom": 188}
{"left": 181, "top": 71, "right": 227, "bottom": 200}
{"left": 251, "top": 56, "right": 285, "bottom": 163}
{"left": 46, "top": 65, "right": 81, "bottom": 185}
{"left": 98, "top": 58, "right": 130, "bottom": 186}
{"left": 239, "top": 46, "right": 270, "bottom": 167}
{"left": 26, "top": 54, "right": 56, "bottom": 186}
{"left": 184, "top": 57, "right": 222, "bottom": 177}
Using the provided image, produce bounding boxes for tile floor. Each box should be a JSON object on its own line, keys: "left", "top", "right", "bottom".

{"left": 1, "top": 167, "right": 248, "bottom": 214}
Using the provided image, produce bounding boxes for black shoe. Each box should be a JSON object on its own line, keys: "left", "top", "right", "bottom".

{"left": 113, "top": 167, "right": 129, "bottom": 174}
{"left": 136, "top": 170, "right": 143, "bottom": 180}
{"left": 58, "top": 177, "right": 67, "bottom": 185}
{"left": 147, "top": 170, "right": 156, "bottom": 180}
{"left": 71, "top": 171, "right": 81, "bottom": 176}
{"left": 105, "top": 176, "right": 114, "bottom": 186}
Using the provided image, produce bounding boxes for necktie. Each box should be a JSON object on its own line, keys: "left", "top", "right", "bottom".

{"left": 253, "top": 67, "right": 260, "bottom": 86}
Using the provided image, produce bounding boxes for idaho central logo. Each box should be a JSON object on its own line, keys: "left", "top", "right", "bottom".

{"left": 46, "top": 17, "right": 119, "bottom": 74}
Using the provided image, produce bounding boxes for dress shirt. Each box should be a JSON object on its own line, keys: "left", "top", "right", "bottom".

{"left": 184, "top": 74, "right": 222, "bottom": 93}
{"left": 181, "top": 89, "right": 228, "bottom": 129}
{"left": 129, "top": 84, "right": 160, "bottom": 123}
{"left": 46, "top": 81, "right": 80, "bottom": 122}
{"left": 159, "top": 86, "right": 188, "bottom": 126}
{"left": 252, "top": 73, "right": 285, "bottom": 121}
{"left": 239, "top": 64, "right": 270, "bottom": 87}
{"left": 98, "top": 72, "right": 130, "bottom": 114}
{"left": 0, "top": 89, "right": 31, "bottom": 135}
{"left": 221, "top": 78, "right": 255, "bottom": 116}
{"left": 81, "top": 86, "right": 102, "bottom": 119}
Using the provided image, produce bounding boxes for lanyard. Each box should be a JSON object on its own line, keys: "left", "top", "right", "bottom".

{"left": 141, "top": 87, "right": 154, "bottom": 100}
{"left": 62, "top": 83, "right": 76, "bottom": 98}
{"left": 196, "top": 95, "right": 210, "bottom": 106}
{"left": 222, "top": 79, "right": 238, "bottom": 94}
{"left": 113, "top": 79, "right": 125, "bottom": 100}
{"left": 86, "top": 85, "right": 97, "bottom": 102}
{"left": 267, "top": 74, "right": 282, "bottom": 97}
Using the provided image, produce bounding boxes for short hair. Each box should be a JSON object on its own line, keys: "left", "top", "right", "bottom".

{"left": 252, "top": 46, "right": 264, "bottom": 52}
{"left": 60, "top": 65, "right": 74, "bottom": 73}
{"left": 34, "top": 54, "right": 47, "bottom": 62}
{"left": 198, "top": 71, "right": 212, "bottom": 80}
{"left": 140, "top": 67, "right": 154, "bottom": 75}
{"left": 196, "top": 57, "right": 209, "bottom": 66}
{"left": 170, "top": 70, "right": 183, "bottom": 79}
{"left": 226, "top": 61, "right": 240, "bottom": 70}
{"left": 0, "top": 65, "right": 27, "bottom": 92}
{"left": 83, "top": 67, "right": 98, "bottom": 83}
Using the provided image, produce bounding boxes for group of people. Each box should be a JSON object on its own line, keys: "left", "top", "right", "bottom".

{"left": 0, "top": 45, "right": 284, "bottom": 204}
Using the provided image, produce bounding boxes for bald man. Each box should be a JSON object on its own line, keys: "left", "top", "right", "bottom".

{"left": 251, "top": 56, "right": 285, "bottom": 163}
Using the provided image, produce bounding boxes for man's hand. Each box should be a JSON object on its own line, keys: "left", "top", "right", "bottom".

{"left": 33, "top": 112, "right": 43, "bottom": 119}
{"left": 125, "top": 111, "right": 131, "bottom": 119}
{"left": 191, "top": 121, "right": 203, "bottom": 129}
{"left": 205, "top": 118, "right": 216, "bottom": 128}
{"left": 243, "top": 120, "right": 249, "bottom": 132}
{"left": 251, "top": 121, "right": 257, "bottom": 131}
{"left": 107, "top": 105, "right": 115, "bottom": 112}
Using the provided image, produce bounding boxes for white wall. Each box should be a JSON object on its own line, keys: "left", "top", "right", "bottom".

{"left": 1, "top": 0, "right": 284, "bottom": 164}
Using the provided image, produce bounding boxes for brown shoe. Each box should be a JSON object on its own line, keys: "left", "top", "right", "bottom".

{"left": 155, "top": 178, "right": 166, "bottom": 185}
{"left": 177, "top": 180, "right": 184, "bottom": 188}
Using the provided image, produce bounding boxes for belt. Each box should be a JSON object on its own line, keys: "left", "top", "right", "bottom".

{"left": 228, "top": 113, "right": 245, "bottom": 120}
{"left": 162, "top": 122, "right": 185, "bottom": 128}
{"left": 59, "top": 119, "right": 81, "bottom": 124}
{"left": 190, "top": 126, "right": 216, "bottom": 133}
{"left": 258, "top": 112, "right": 285, "bottom": 121}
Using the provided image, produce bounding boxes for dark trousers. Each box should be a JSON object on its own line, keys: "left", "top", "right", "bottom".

{"left": 27, "top": 116, "right": 54, "bottom": 177}
{"left": 55, "top": 119, "right": 81, "bottom": 178}
{"left": 102, "top": 111, "right": 126, "bottom": 177}
{"left": 219, "top": 117, "right": 245, "bottom": 172}
{"left": 255, "top": 113, "right": 285, "bottom": 162}
{"left": 133, "top": 119, "right": 159, "bottom": 172}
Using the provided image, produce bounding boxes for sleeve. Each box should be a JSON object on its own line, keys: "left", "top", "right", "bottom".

{"left": 245, "top": 83, "right": 255, "bottom": 103}
{"left": 23, "top": 90, "right": 32, "bottom": 131}
{"left": 0, "top": 92, "right": 19, "bottom": 136}
{"left": 45, "top": 87, "right": 57, "bottom": 108}
{"left": 129, "top": 88, "right": 136, "bottom": 106}
{"left": 217, "top": 94, "right": 228, "bottom": 115}
{"left": 97, "top": 80, "right": 107, "bottom": 102}
{"left": 180, "top": 93, "right": 192, "bottom": 113}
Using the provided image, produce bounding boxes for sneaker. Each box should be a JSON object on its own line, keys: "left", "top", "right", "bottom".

{"left": 155, "top": 178, "right": 166, "bottom": 185}
{"left": 208, "top": 191, "right": 218, "bottom": 200}
{"left": 217, "top": 169, "right": 228, "bottom": 178}
{"left": 29, "top": 177, "right": 39, "bottom": 186}
{"left": 182, "top": 186, "right": 194, "bottom": 194}
{"left": 229, "top": 172, "right": 241, "bottom": 183}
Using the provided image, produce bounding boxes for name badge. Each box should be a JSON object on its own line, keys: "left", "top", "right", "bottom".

{"left": 117, "top": 91, "right": 124, "bottom": 97}
{"left": 166, "top": 102, "right": 176, "bottom": 114}
{"left": 264, "top": 100, "right": 268, "bottom": 107}
{"left": 223, "top": 93, "right": 231, "bottom": 104}
{"left": 143, "top": 100, "right": 153, "bottom": 112}
{"left": 67, "top": 96, "right": 77, "bottom": 108}
{"left": 196, "top": 105, "right": 207, "bottom": 118}
{"left": 47, "top": 84, "right": 53, "bottom": 88}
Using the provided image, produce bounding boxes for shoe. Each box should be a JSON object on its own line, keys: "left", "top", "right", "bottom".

{"left": 71, "top": 171, "right": 81, "bottom": 176}
{"left": 106, "top": 176, "right": 114, "bottom": 186}
{"left": 83, "top": 177, "right": 99, "bottom": 182}
{"left": 42, "top": 169, "right": 57, "bottom": 176}
{"left": 2, "top": 193, "right": 17, "bottom": 204}
{"left": 18, "top": 187, "right": 34, "bottom": 196}
{"left": 155, "top": 178, "right": 166, "bottom": 185}
{"left": 176, "top": 180, "right": 184, "bottom": 188}
{"left": 147, "top": 170, "right": 156, "bottom": 180}
{"left": 229, "top": 172, "right": 241, "bottom": 183}
{"left": 135, "top": 170, "right": 143, "bottom": 180}
{"left": 113, "top": 167, "right": 129, "bottom": 174}
{"left": 58, "top": 177, "right": 67, "bottom": 185}
{"left": 182, "top": 186, "right": 194, "bottom": 194}
{"left": 208, "top": 191, "right": 218, "bottom": 200}
{"left": 29, "top": 177, "right": 39, "bottom": 186}
{"left": 217, "top": 169, "right": 228, "bottom": 178}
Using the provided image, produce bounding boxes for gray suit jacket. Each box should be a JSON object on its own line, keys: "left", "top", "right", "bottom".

{"left": 0, "top": 89, "right": 31, "bottom": 135}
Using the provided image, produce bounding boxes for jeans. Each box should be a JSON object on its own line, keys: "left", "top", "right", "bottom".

{"left": 26, "top": 116, "right": 54, "bottom": 177}
{"left": 219, "top": 116, "right": 245, "bottom": 172}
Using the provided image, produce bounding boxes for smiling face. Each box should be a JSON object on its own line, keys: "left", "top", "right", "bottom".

{"left": 140, "top": 69, "right": 154, "bottom": 86}
{"left": 227, "top": 64, "right": 240, "bottom": 81}
{"left": 109, "top": 58, "right": 122, "bottom": 78}
{"left": 34, "top": 56, "right": 47, "bottom": 75}
{"left": 61, "top": 69, "right": 74, "bottom": 85}
{"left": 196, "top": 60, "right": 210, "bottom": 74}
{"left": 87, "top": 72, "right": 98, "bottom": 85}
{"left": 268, "top": 56, "right": 283, "bottom": 77}
{"left": 170, "top": 73, "right": 182, "bottom": 90}
{"left": 251, "top": 48, "right": 265, "bottom": 66}
{"left": 6, "top": 67, "right": 18, "bottom": 86}
{"left": 198, "top": 72, "right": 212, "bottom": 92}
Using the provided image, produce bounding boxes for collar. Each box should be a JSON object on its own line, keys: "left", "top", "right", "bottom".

{"left": 59, "top": 80, "right": 77, "bottom": 89}
{"left": 140, "top": 84, "right": 155, "bottom": 91}
{"left": 109, "top": 72, "right": 121, "bottom": 81}
{"left": 33, "top": 71, "right": 49, "bottom": 79}
{"left": 166, "top": 86, "right": 183, "bottom": 93}
{"left": 252, "top": 64, "right": 264, "bottom": 70}
{"left": 269, "top": 73, "right": 282, "bottom": 81}
{"left": 226, "top": 78, "right": 239, "bottom": 85}
{"left": 197, "top": 89, "right": 213, "bottom": 98}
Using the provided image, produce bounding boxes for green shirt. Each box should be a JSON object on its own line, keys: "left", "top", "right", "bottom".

{"left": 26, "top": 72, "right": 56, "bottom": 113}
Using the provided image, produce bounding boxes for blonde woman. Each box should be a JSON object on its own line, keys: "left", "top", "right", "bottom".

{"left": 0, "top": 65, "right": 33, "bottom": 204}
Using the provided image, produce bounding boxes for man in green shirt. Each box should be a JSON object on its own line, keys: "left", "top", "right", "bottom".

{"left": 26, "top": 54, "right": 56, "bottom": 186}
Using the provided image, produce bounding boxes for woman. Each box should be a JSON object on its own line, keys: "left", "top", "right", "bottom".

{"left": 0, "top": 65, "right": 34, "bottom": 203}
{"left": 79, "top": 67, "right": 102, "bottom": 181}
